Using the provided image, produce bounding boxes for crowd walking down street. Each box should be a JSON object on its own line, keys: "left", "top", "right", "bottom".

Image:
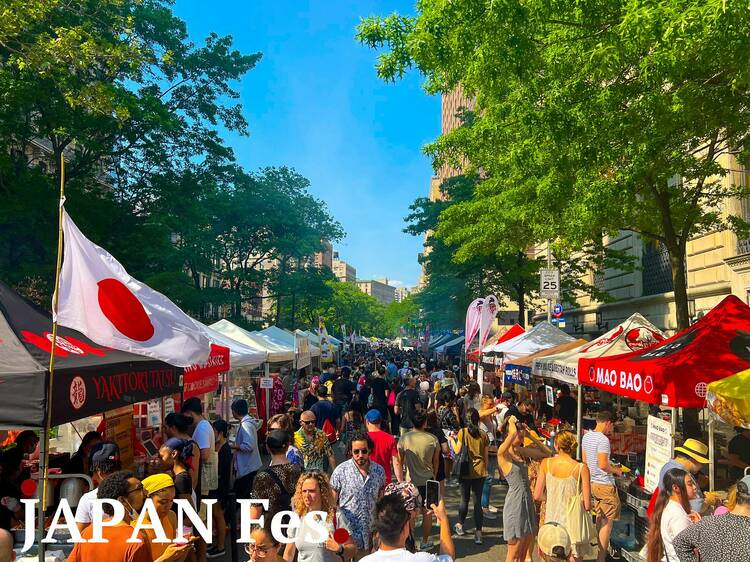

{"left": 0, "top": 346, "right": 729, "bottom": 562}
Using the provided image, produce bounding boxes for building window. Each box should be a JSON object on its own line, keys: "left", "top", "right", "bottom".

{"left": 642, "top": 241, "right": 674, "bottom": 296}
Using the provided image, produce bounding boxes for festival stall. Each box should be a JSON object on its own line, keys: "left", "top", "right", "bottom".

{"left": 483, "top": 321, "right": 576, "bottom": 362}
{"left": 579, "top": 295, "right": 750, "bottom": 494}
{"left": 503, "top": 338, "right": 587, "bottom": 388}
{"left": 210, "top": 320, "right": 294, "bottom": 363}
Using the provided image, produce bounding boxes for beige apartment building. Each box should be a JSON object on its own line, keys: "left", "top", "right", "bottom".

{"left": 313, "top": 240, "right": 334, "bottom": 270}
{"left": 357, "top": 279, "right": 396, "bottom": 306}
{"left": 539, "top": 153, "right": 750, "bottom": 335}
{"left": 332, "top": 252, "right": 356, "bottom": 283}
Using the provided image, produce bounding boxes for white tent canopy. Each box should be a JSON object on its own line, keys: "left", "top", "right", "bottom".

{"left": 210, "top": 320, "right": 295, "bottom": 363}
{"left": 484, "top": 321, "right": 575, "bottom": 362}
{"left": 262, "top": 326, "right": 321, "bottom": 357}
{"left": 532, "top": 313, "right": 666, "bottom": 385}
{"left": 194, "top": 320, "right": 267, "bottom": 369}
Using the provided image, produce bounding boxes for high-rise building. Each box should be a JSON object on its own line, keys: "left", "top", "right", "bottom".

{"left": 332, "top": 252, "right": 356, "bottom": 283}
{"left": 313, "top": 240, "right": 333, "bottom": 270}
{"left": 356, "top": 279, "right": 396, "bottom": 306}
{"left": 420, "top": 87, "right": 475, "bottom": 290}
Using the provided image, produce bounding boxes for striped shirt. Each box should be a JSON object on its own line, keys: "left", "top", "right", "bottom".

{"left": 582, "top": 430, "right": 614, "bottom": 485}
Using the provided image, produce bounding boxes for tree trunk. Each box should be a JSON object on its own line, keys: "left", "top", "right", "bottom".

{"left": 670, "top": 246, "right": 690, "bottom": 331}
{"left": 668, "top": 243, "right": 702, "bottom": 438}
{"left": 516, "top": 286, "right": 526, "bottom": 327}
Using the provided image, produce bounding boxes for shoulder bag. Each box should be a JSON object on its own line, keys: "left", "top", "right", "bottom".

{"left": 565, "top": 463, "right": 597, "bottom": 546}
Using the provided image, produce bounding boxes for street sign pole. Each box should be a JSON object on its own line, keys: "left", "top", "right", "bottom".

{"left": 546, "top": 243, "right": 552, "bottom": 322}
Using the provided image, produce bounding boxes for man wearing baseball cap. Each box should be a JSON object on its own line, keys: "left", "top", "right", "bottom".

{"left": 75, "top": 441, "right": 121, "bottom": 531}
{"left": 366, "top": 409, "right": 403, "bottom": 484}
{"left": 537, "top": 522, "right": 573, "bottom": 562}
{"left": 673, "top": 473, "right": 750, "bottom": 562}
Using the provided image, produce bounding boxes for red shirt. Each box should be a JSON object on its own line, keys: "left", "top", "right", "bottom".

{"left": 368, "top": 429, "right": 398, "bottom": 484}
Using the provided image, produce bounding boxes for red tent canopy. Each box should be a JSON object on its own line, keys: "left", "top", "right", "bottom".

{"left": 578, "top": 295, "right": 750, "bottom": 408}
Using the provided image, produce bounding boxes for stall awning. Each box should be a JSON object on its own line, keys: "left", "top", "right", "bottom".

{"left": 210, "top": 320, "right": 294, "bottom": 363}
{"left": 436, "top": 335, "right": 465, "bottom": 353}
{"left": 193, "top": 320, "right": 267, "bottom": 369}
{"left": 578, "top": 295, "right": 750, "bottom": 407}
{"left": 183, "top": 343, "right": 229, "bottom": 398}
{"left": 484, "top": 321, "right": 575, "bottom": 362}
{"left": 0, "top": 280, "right": 181, "bottom": 428}
{"left": 533, "top": 313, "right": 665, "bottom": 385}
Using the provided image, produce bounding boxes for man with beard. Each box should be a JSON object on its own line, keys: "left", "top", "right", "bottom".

{"left": 331, "top": 432, "right": 386, "bottom": 559}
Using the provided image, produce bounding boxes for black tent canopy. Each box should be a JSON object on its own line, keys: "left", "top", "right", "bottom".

{"left": 0, "top": 281, "right": 182, "bottom": 428}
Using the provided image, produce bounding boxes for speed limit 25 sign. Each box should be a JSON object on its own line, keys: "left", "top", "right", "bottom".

{"left": 540, "top": 268, "right": 560, "bottom": 300}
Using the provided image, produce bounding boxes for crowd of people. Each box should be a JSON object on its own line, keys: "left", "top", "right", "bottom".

{"left": 0, "top": 348, "right": 748, "bottom": 562}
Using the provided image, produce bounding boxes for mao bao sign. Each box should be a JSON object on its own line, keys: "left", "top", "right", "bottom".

{"left": 17, "top": 498, "right": 348, "bottom": 552}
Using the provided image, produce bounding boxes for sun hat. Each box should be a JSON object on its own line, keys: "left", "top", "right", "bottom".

{"left": 674, "top": 438, "right": 710, "bottom": 464}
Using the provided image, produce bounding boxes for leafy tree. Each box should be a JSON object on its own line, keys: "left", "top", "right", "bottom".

{"left": 383, "top": 295, "right": 421, "bottom": 337}
{"left": 357, "top": 0, "right": 750, "bottom": 332}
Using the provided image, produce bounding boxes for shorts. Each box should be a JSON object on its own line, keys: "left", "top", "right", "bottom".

{"left": 591, "top": 483, "right": 621, "bottom": 521}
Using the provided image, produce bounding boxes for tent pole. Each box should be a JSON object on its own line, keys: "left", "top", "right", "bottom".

{"left": 708, "top": 417, "right": 715, "bottom": 492}
{"left": 576, "top": 384, "right": 583, "bottom": 460}
{"left": 39, "top": 153, "right": 66, "bottom": 562}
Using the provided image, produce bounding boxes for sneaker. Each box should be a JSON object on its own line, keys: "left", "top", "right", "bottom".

{"left": 206, "top": 547, "right": 226, "bottom": 559}
{"left": 418, "top": 540, "right": 433, "bottom": 551}
{"left": 454, "top": 523, "right": 465, "bottom": 536}
{"left": 482, "top": 508, "right": 497, "bottom": 520}
{"left": 487, "top": 505, "right": 499, "bottom": 513}
{"left": 474, "top": 531, "right": 483, "bottom": 545}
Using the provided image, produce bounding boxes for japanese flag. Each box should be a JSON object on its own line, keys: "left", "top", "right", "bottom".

{"left": 56, "top": 210, "right": 210, "bottom": 367}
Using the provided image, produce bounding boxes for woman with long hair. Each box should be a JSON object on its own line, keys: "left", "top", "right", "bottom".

{"left": 646, "top": 467, "right": 699, "bottom": 562}
{"left": 498, "top": 416, "right": 538, "bottom": 562}
{"left": 340, "top": 407, "right": 364, "bottom": 451}
{"left": 533, "top": 430, "right": 592, "bottom": 562}
{"left": 453, "top": 408, "right": 489, "bottom": 545}
{"left": 283, "top": 471, "right": 357, "bottom": 562}
{"left": 479, "top": 395, "right": 500, "bottom": 521}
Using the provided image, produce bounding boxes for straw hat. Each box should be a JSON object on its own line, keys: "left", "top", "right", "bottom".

{"left": 674, "top": 438, "right": 709, "bottom": 464}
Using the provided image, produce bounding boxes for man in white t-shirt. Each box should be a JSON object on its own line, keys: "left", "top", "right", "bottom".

{"left": 74, "top": 441, "right": 121, "bottom": 531}
{"left": 182, "top": 396, "right": 216, "bottom": 496}
{"left": 360, "top": 494, "right": 455, "bottom": 562}
{"left": 581, "top": 410, "right": 623, "bottom": 562}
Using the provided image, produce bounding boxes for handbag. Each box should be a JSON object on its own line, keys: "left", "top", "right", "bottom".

{"left": 565, "top": 464, "right": 596, "bottom": 546}
{"left": 451, "top": 428, "right": 471, "bottom": 478}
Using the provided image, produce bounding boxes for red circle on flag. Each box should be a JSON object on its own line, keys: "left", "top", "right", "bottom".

{"left": 333, "top": 528, "right": 350, "bottom": 544}
{"left": 97, "top": 278, "right": 155, "bottom": 341}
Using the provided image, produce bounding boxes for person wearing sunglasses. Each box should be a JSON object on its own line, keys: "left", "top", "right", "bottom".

{"left": 331, "top": 433, "right": 385, "bottom": 558}
{"left": 246, "top": 525, "right": 283, "bottom": 562}
{"left": 294, "top": 411, "right": 337, "bottom": 472}
{"left": 68, "top": 470, "right": 190, "bottom": 562}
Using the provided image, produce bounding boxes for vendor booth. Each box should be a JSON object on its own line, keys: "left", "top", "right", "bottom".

{"left": 210, "top": 319, "right": 294, "bottom": 363}
{"left": 483, "top": 321, "right": 575, "bottom": 362}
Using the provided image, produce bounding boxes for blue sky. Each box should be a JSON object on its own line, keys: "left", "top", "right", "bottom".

{"left": 173, "top": 1, "right": 440, "bottom": 288}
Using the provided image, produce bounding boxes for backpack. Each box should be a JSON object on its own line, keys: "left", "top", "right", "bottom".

{"left": 322, "top": 418, "right": 337, "bottom": 444}
{"left": 264, "top": 467, "right": 292, "bottom": 513}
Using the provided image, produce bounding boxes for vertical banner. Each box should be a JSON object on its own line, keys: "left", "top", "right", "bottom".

{"left": 478, "top": 294, "right": 499, "bottom": 350}
{"left": 295, "top": 332, "right": 311, "bottom": 369}
{"left": 645, "top": 415, "right": 674, "bottom": 493}
{"left": 465, "top": 298, "right": 484, "bottom": 352}
{"left": 318, "top": 318, "right": 332, "bottom": 363}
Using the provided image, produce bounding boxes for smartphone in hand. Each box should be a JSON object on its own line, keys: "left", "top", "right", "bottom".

{"left": 425, "top": 479, "right": 440, "bottom": 509}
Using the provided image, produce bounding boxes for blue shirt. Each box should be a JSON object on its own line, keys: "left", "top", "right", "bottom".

{"left": 659, "top": 459, "right": 704, "bottom": 513}
{"left": 387, "top": 362, "right": 397, "bottom": 380}
{"left": 330, "top": 459, "right": 386, "bottom": 550}
{"left": 235, "top": 415, "right": 263, "bottom": 477}
{"left": 311, "top": 399, "right": 340, "bottom": 430}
